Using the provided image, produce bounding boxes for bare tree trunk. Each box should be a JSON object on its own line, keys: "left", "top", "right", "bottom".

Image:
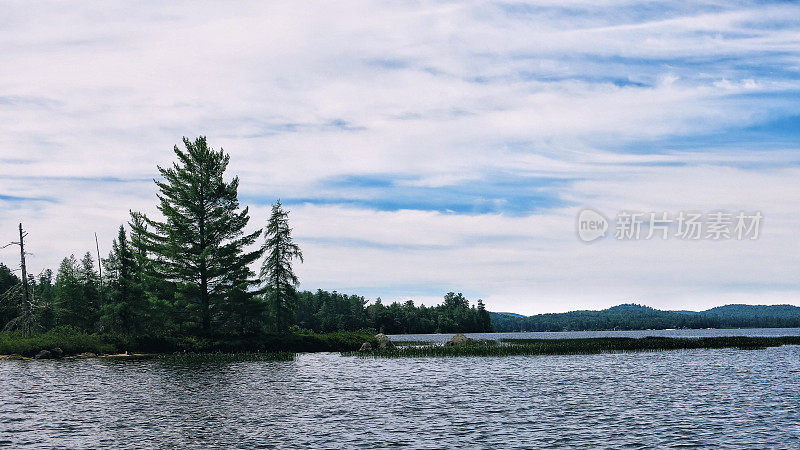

{"left": 19, "top": 223, "right": 29, "bottom": 310}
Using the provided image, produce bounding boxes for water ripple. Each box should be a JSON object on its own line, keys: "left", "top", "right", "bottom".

{"left": 1, "top": 346, "right": 799, "bottom": 448}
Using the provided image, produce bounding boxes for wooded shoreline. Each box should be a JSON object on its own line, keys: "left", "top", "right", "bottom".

{"left": 3, "top": 331, "right": 800, "bottom": 360}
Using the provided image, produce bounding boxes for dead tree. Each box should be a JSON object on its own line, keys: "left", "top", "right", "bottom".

{"left": 1, "top": 223, "right": 37, "bottom": 335}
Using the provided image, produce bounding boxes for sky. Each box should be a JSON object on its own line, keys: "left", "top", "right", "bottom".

{"left": 1, "top": 1, "right": 799, "bottom": 315}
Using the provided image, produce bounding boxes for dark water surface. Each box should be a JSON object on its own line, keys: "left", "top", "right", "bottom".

{"left": 2, "top": 332, "right": 800, "bottom": 448}
{"left": 388, "top": 327, "right": 800, "bottom": 342}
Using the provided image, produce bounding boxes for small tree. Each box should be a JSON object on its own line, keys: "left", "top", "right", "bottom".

{"left": 100, "top": 225, "right": 149, "bottom": 334}
{"left": 54, "top": 255, "right": 88, "bottom": 329}
{"left": 261, "top": 201, "right": 303, "bottom": 331}
{"left": 78, "top": 252, "right": 101, "bottom": 330}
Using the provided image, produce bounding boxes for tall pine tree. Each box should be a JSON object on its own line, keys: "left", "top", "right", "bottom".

{"left": 135, "top": 136, "right": 262, "bottom": 334}
{"left": 261, "top": 201, "right": 303, "bottom": 331}
{"left": 100, "top": 225, "right": 148, "bottom": 334}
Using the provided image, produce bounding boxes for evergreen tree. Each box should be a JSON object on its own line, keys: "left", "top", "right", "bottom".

{"left": 134, "top": 136, "right": 262, "bottom": 334}
{"left": 78, "top": 252, "right": 101, "bottom": 330}
{"left": 0, "top": 263, "right": 20, "bottom": 329}
{"left": 261, "top": 200, "right": 303, "bottom": 331}
{"left": 100, "top": 225, "right": 148, "bottom": 334}
{"left": 129, "top": 211, "right": 175, "bottom": 335}
{"left": 54, "top": 255, "right": 87, "bottom": 329}
{"left": 34, "top": 270, "right": 55, "bottom": 331}
{"left": 477, "top": 299, "right": 492, "bottom": 332}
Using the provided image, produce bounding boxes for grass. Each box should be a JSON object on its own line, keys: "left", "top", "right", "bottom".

{"left": 0, "top": 328, "right": 120, "bottom": 357}
{"left": 154, "top": 352, "right": 295, "bottom": 363}
{"left": 347, "top": 336, "right": 800, "bottom": 358}
{"left": 0, "top": 328, "right": 378, "bottom": 357}
{"left": 391, "top": 340, "right": 435, "bottom": 346}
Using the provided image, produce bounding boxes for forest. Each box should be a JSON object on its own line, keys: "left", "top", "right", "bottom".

{"left": 490, "top": 303, "right": 800, "bottom": 332}
{"left": 0, "top": 136, "right": 491, "bottom": 355}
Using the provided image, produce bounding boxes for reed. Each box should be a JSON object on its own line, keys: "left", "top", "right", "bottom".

{"left": 155, "top": 352, "right": 295, "bottom": 363}
{"left": 391, "top": 340, "right": 435, "bottom": 346}
{"left": 347, "top": 336, "right": 800, "bottom": 358}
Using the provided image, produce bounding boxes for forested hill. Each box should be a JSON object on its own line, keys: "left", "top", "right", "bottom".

{"left": 490, "top": 304, "right": 800, "bottom": 332}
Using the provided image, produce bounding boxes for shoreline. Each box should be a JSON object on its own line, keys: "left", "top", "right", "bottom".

{"left": 4, "top": 333, "right": 800, "bottom": 361}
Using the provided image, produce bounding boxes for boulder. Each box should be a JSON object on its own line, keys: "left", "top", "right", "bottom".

{"left": 0, "top": 354, "right": 24, "bottom": 360}
{"left": 50, "top": 347, "right": 64, "bottom": 358}
{"left": 358, "top": 342, "right": 372, "bottom": 352}
{"left": 446, "top": 334, "right": 494, "bottom": 346}
{"left": 446, "top": 333, "right": 471, "bottom": 346}
{"left": 374, "top": 333, "right": 395, "bottom": 349}
{"left": 34, "top": 349, "right": 53, "bottom": 359}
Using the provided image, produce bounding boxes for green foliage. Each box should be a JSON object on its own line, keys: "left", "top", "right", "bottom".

{"left": 0, "top": 328, "right": 375, "bottom": 356}
{"left": 351, "top": 336, "right": 800, "bottom": 358}
{"left": 367, "top": 292, "right": 493, "bottom": 334}
{"left": 54, "top": 255, "right": 93, "bottom": 330}
{"left": 132, "top": 136, "right": 263, "bottom": 334}
{"left": 291, "top": 290, "right": 492, "bottom": 334}
{"left": 261, "top": 200, "right": 303, "bottom": 331}
{"left": 490, "top": 304, "right": 800, "bottom": 332}
{"left": 99, "top": 226, "right": 149, "bottom": 335}
{"left": 0, "top": 263, "right": 20, "bottom": 327}
{"left": 0, "top": 327, "right": 119, "bottom": 357}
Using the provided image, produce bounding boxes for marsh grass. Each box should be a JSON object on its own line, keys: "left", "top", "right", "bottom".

{"left": 391, "top": 340, "right": 435, "bottom": 346}
{"left": 155, "top": 352, "right": 295, "bottom": 364}
{"left": 347, "top": 336, "right": 800, "bottom": 358}
{"left": 0, "top": 328, "right": 376, "bottom": 358}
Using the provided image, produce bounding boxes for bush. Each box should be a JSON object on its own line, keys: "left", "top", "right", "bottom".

{"left": 0, "top": 329, "right": 119, "bottom": 357}
{"left": 0, "top": 328, "right": 379, "bottom": 357}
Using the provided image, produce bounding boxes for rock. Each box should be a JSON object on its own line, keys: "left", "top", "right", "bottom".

{"left": 0, "top": 354, "right": 24, "bottom": 360}
{"left": 34, "top": 349, "right": 53, "bottom": 359}
{"left": 446, "top": 333, "right": 471, "bottom": 346}
{"left": 445, "top": 334, "right": 494, "bottom": 346}
{"left": 374, "top": 333, "right": 395, "bottom": 349}
{"left": 50, "top": 348, "right": 64, "bottom": 358}
{"left": 77, "top": 352, "right": 97, "bottom": 358}
{"left": 358, "top": 342, "right": 372, "bottom": 352}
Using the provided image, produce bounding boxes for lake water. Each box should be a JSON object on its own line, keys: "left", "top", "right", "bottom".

{"left": 388, "top": 327, "right": 800, "bottom": 342}
{"left": 2, "top": 329, "right": 800, "bottom": 448}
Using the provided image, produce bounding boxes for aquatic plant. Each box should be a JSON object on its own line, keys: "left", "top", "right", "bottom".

{"left": 346, "top": 336, "right": 800, "bottom": 358}
{"left": 390, "top": 340, "right": 435, "bottom": 346}
{"left": 155, "top": 352, "right": 295, "bottom": 363}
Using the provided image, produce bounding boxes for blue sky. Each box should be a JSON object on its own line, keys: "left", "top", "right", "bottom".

{"left": 1, "top": 1, "right": 800, "bottom": 313}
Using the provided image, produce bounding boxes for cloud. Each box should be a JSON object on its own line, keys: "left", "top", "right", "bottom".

{"left": 1, "top": 0, "right": 800, "bottom": 313}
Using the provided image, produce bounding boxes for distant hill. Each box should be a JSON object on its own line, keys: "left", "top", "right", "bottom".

{"left": 494, "top": 312, "right": 526, "bottom": 318}
{"left": 489, "top": 304, "right": 800, "bottom": 332}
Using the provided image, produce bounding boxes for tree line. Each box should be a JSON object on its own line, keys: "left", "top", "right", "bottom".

{"left": 294, "top": 291, "right": 492, "bottom": 334}
{"left": 489, "top": 303, "right": 800, "bottom": 332}
{"left": 0, "top": 136, "right": 492, "bottom": 338}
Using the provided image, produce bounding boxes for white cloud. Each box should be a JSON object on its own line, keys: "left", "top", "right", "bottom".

{"left": 1, "top": 0, "right": 800, "bottom": 313}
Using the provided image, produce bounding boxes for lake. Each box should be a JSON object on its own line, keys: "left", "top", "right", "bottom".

{"left": 2, "top": 329, "right": 800, "bottom": 448}
{"left": 388, "top": 327, "right": 800, "bottom": 343}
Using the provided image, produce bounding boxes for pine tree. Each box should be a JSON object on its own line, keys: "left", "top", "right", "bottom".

{"left": 136, "top": 136, "right": 263, "bottom": 334}
{"left": 261, "top": 200, "right": 303, "bottom": 331}
{"left": 100, "top": 225, "right": 148, "bottom": 334}
{"left": 0, "top": 263, "right": 20, "bottom": 329}
{"left": 54, "top": 255, "right": 87, "bottom": 329}
{"left": 477, "top": 299, "right": 493, "bottom": 332}
{"left": 129, "top": 211, "right": 174, "bottom": 334}
{"left": 78, "top": 252, "right": 101, "bottom": 330}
